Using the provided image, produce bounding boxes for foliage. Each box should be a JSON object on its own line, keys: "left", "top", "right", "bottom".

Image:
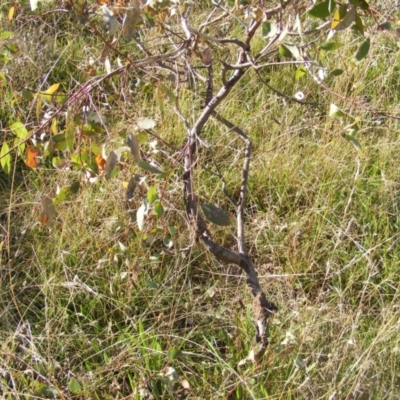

{"left": 1, "top": 0, "right": 400, "bottom": 398}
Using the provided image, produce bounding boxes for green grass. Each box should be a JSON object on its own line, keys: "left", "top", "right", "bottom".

{"left": 2, "top": 1, "right": 400, "bottom": 399}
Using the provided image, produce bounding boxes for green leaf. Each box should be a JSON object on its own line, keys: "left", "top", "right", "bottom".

{"left": 0, "top": 31, "right": 13, "bottom": 39}
{"left": 278, "top": 43, "right": 301, "bottom": 60}
{"left": 145, "top": 280, "right": 160, "bottom": 289}
{"left": 147, "top": 186, "right": 158, "bottom": 204}
{"left": 168, "top": 348, "right": 181, "bottom": 360}
{"left": 354, "top": 38, "right": 370, "bottom": 61}
{"left": 308, "top": 0, "right": 336, "bottom": 20}
{"left": 10, "top": 121, "right": 29, "bottom": 140}
{"left": 295, "top": 67, "right": 307, "bottom": 79}
{"left": 330, "top": 68, "right": 344, "bottom": 76}
{"left": 22, "top": 89, "right": 33, "bottom": 100}
{"left": 344, "top": 134, "right": 362, "bottom": 151}
{"left": 53, "top": 182, "right": 80, "bottom": 206}
{"left": 320, "top": 42, "right": 343, "bottom": 51}
{"left": 262, "top": 21, "right": 277, "bottom": 38}
{"left": 159, "top": 83, "right": 177, "bottom": 102}
{"left": 168, "top": 226, "right": 177, "bottom": 236}
{"left": 68, "top": 377, "right": 81, "bottom": 394}
{"left": 353, "top": 14, "right": 364, "bottom": 35}
{"left": 331, "top": 4, "right": 356, "bottom": 32}
{"left": 33, "top": 385, "right": 58, "bottom": 398}
{"left": 201, "top": 204, "right": 232, "bottom": 226}
{"left": 0, "top": 142, "right": 11, "bottom": 174}
{"left": 138, "top": 160, "right": 165, "bottom": 176}
{"left": 154, "top": 201, "right": 164, "bottom": 217}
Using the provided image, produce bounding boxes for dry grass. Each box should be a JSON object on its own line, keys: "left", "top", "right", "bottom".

{"left": 1, "top": 1, "right": 400, "bottom": 399}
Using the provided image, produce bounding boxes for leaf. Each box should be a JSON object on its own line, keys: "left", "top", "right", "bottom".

{"left": 154, "top": 201, "right": 164, "bottom": 217}
{"left": 126, "top": 133, "right": 142, "bottom": 163}
{"left": 22, "top": 89, "right": 33, "bottom": 100}
{"left": 201, "top": 204, "right": 232, "bottom": 226}
{"left": 145, "top": 280, "right": 160, "bottom": 289}
{"left": 201, "top": 46, "right": 212, "bottom": 66}
{"left": 295, "top": 67, "right": 306, "bottom": 79}
{"left": 30, "top": 0, "right": 38, "bottom": 11}
{"left": 330, "top": 68, "right": 344, "bottom": 76}
{"left": 101, "top": 5, "right": 119, "bottom": 35}
{"left": 33, "top": 385, "right": 58, "bottom": 398}
{"left": 8, "top": 6, "right": 15, "bottom": 21}
{"left": 25, "top": 146, "right": 40, "bottom": 168}
{"left": 53, "top": 182, "right": 80, "bottom": 206}
{"left": 0, "top": 31, "right": 13, "bottom": 39}
{"left": 353, "top": 14, "right": 364, "bottom": 35}
{"left": 320, "top": 42, "right": 343, "bottom": 51}
{"left": 278, "top": 44, "right": 293, "bottom": 58}
{"left": 168, "top": 348, "right": 181, "bottom": 360}
{"left": 68, "top": 377, "right": 81, "bottom": 394}
{"left": 42, "top": 83, "right": 60, "bottom": 102}
{"left": 137, "top": 117, "right": 156, "bottom": 130}
{"left": 105, "top": 151, "right": 118, "bottom": 180}
{"left": 0, "top": 142, "right": 11, "bottom": 174}
{"left": 308, "top": 0, "right": 336, "bottom": 20}
{"left": 96, "top": 154, "right": 106, "bottom": 171}
{"left": 159, "top": 83, "right": 176, "bottom": 102}
{"left": 138, "top": 160, "right": 165, "bottom": 176}
{"left": 331, "top": 5, "right": 356, "bottom": 32}
{"left": 354, "top": 38, "right": 370, "bottom": 61}
{"left": 344, "top": 134, "right": 362, "bottom": 151}
{"left": 0, "top": 71, "right": 6, "bottom": 87}
{"left": 38, "top": 196, "right": 56, "bottom": 226}
{"left": 329, "top": 103, "right": 346, "bottom": 118}
{"left": 122, "top": 0, "right": 142, "bottom": 42}
{"left": 10, "top": 121, "right": 29, "bottom": 140}
{"left": 262, "top": 21, "right": 277, "bottom": 37}
{"left": 126, "top": 174, "right": 141, "bottom": 201}
{"left": 147, "top": 186, "right": 158, "bottom": 204}
{"left": 137, "top": 199, "right": 148, "bottom": 231}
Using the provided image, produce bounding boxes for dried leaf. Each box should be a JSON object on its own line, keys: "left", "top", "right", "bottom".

{"left": 122, "top": 0, "right": 142, "bottom": 42}
{"left": 137, "top": 199, "right": 148, "bottom": 231}
{"left": 101, "top": 5, "right": 119, "bottom": 35}
{"left": 127, "top": 133, "right": 142, "bottom": 163}
{"left": 25, "top": 146, "right": 40, "bottom": 168}
{"left": 96, "top": 154, "right": 106, "bottom": 171}
{"left": 201, "top": 46, "right": 212, "bottom": 66}
{"left": 105, "top": 151, "right": 118, "bottom": 180}
{"left": 38, "top": 196, "right": 56, "bottom": 226}
{"left": 137, "top": 117, "right": 156, "bottom": 130}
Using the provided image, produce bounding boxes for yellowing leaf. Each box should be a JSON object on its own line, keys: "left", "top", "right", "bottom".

{"left": 331, "top": 5, "right": 356, "bottom": 32}
{"left": 0, "top": 142, "right": 11, "bottom": 174}
{"left": 8, "top": 6, "right": 15, "bottom": 21}
{"left": 25, "top": 146, "right": 40, "bottom": 168}
{"left": 10, "top": 121, "right": 29, "bottom": 139}
{"left": 42, "top": 83, "right": 60, "bottom": 102}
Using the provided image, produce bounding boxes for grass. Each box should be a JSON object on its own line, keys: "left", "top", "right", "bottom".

{"left": 2, "top": 1, "right": 400, "bottom": 399}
